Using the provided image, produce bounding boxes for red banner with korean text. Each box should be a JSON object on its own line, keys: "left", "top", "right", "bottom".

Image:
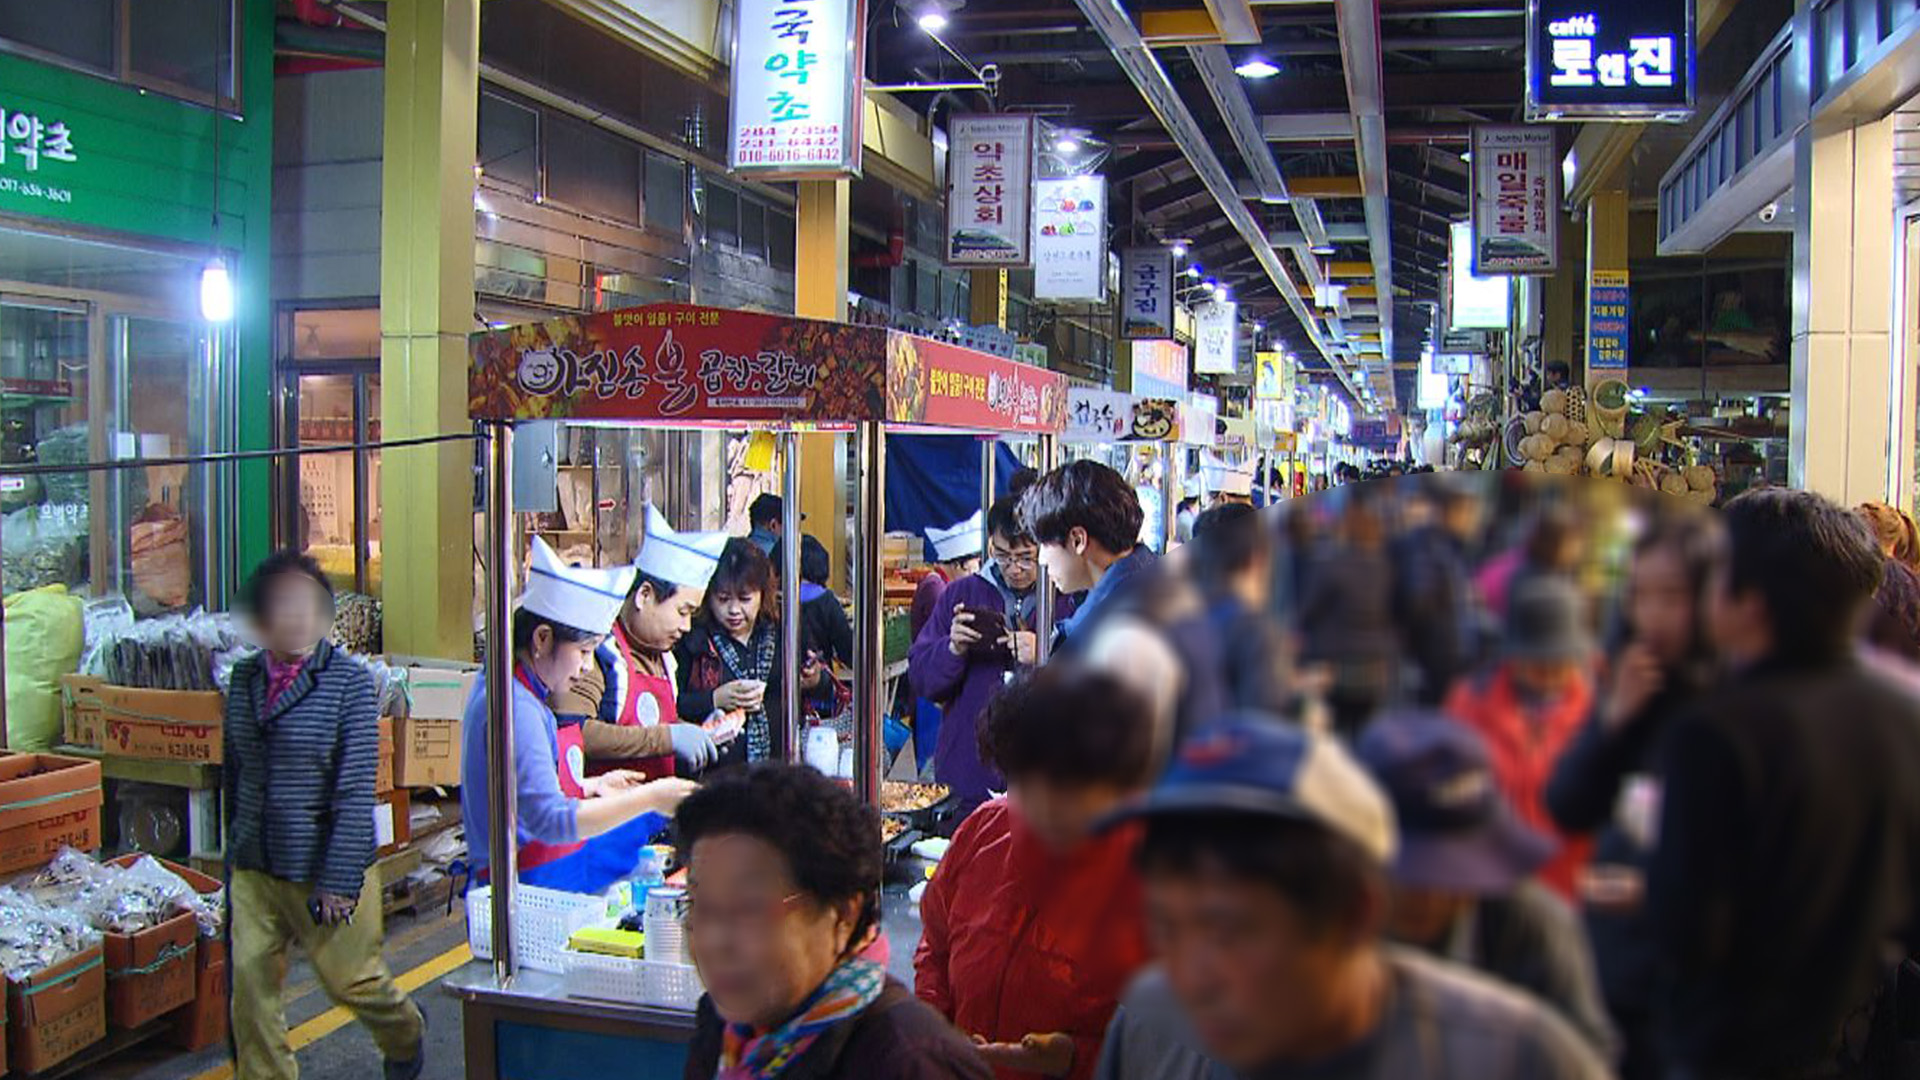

{"left": 469, "top": 304, "right": 886, "bottom": 423}
{"left": 884, "top": 332, "right": 1067, "bottom": 434}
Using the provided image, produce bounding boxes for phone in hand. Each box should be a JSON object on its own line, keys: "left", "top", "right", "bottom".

{"left": 965, "top": 609, "right": 1012, "bottom": 658}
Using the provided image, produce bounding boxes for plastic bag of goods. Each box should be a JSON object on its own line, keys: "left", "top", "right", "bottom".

{"left": 129, "top": 504, "right": 192, "bottom": 611}
{"left": 1, "top": 503, "right": 87, "bottom": 595}
{"left": 2, "top": 584, "right": 84, "bottom": 750}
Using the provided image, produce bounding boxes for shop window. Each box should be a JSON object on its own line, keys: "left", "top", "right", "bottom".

{"left": 479, "top": 92, "right": 540, "bottom": 192}
{"left": 770, "top": 210, "right": 796, "bottom": 271}
{"left": 706, "top": 181, "right": 740, "bottom": 249}
{"left": 128, "top": 0, "right": 235, "bottom": 103}
{"left": 0, "top": 0, "right": 237, "bottom": 108}
{"left": 740, "top": 198, "right": 767, "bottom": 261}
{"left": 546, "top": 115, "right": 641, "bottom": 225}
{"left": 0, "top": 1, "right": 114, "bottom": 72}
{"left": 645, "top": 151, "right": 687, "bottom": 235}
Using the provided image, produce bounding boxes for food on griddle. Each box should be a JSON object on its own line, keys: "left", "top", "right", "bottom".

{"left": 881, "top": 817, "right": 907, "bottom": 844}
{"left": 881, "top": 782, "right": 950, "bottom": 815}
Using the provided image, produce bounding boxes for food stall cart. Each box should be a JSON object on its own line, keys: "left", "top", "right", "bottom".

{"left": 444, "top": 302, "right": 1068, "bottom": 1080}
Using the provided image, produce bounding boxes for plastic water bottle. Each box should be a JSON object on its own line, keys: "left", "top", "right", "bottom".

{"left": 630, "top": 845, "right": 667, "bottom": 911}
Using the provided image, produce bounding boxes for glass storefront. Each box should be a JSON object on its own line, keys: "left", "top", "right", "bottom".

{"left": 0, "top": 221, "right": 231, "bottom": 611}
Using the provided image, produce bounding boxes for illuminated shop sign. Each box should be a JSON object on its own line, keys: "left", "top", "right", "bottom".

{"left": 1527, "top": 0, "right": 1693, "bottom": 120}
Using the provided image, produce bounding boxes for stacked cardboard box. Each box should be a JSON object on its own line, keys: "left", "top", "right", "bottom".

{"left": 0, "top": 754, "right": 103, "bottom": 877}
{"left": 59, "top": 675, "right": 223, "bottom": 763}
{"left": 388, "top": 658, "right": 477, "bottom": 789}
{"left": 8, "top": 945, "right": 105, "bottom": 1074}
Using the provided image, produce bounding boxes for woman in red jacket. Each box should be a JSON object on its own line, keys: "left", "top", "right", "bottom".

{"left": 914, "top": 664, "right": 1157, "bottom": 1080}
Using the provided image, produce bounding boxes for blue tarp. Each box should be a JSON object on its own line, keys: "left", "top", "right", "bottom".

{"left": 884, "top": 434, "right": 1025, "bottom": 560}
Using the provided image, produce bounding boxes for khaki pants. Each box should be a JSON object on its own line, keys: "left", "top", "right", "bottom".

{"left": 230, "top": 869, "right": 424, "bottom": 1080}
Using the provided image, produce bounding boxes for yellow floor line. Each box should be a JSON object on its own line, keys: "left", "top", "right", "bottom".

{"left": 187, "top": 942, "right": 473, "bottom": 1080}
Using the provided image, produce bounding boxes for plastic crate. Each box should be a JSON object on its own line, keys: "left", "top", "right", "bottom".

{"left": 465, "top": 884, "right": 605, "bottom": 974}
{"left": 561, "top": 949, "right": 704, "bottom": 1011}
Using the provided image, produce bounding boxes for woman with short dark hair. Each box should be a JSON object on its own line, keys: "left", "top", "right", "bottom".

{"left": 915, "top": 664, "right": 1156, "bottom": 1080}
{"left": 227, "top": 551, "right": 425, "bottom": 1080}
{"left": 680, "top": 764, "right": 989, "bottom": 1080}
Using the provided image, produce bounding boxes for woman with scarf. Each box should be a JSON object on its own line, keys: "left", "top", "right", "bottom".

{"left": 680, "top": 763, "right": 990, "bottom": 1080}
{"left": 677, "top": 538, "right": 822, "bottom": 768}
{"left": 910, "top": 495, "right": 1077, "bottom": 813}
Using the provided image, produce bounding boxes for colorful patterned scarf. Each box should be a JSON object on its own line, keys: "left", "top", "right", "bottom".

{"left": 716, "top": 958, "right": 885, "bottom": 1080}
{"left": 713, "top": 622, "right": 778, "bottom": 762}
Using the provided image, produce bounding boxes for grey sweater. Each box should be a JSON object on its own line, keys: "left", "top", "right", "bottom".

{"left": 1094, "top": 948, "right": 1610, "bottom": 1080}
{"left": 224, "top": 640, "right": 380, "bottom": 897}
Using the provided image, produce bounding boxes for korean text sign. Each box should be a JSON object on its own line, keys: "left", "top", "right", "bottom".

{"left": 469, "top": 305, "right": 888, "bottom": 422}
{"left": 1121, "top": 247, "right": 1175, "bottom": 339}
{"left": 730, "top": 0, "right": 866, "bottom": 177}
{"left": 1032, "top": 176, "right": 1107, "bottom": 301}
{"left": 1470, "top": 126, "right": 1559, "bottom": 275}
{"left": 1066, "top": 388, "right": 1132, "bottom": 442}
{"left": 946, "top": 115, "right": 1034, "bottom": 267}
{"left": 1528, "top": 0, "right": 1693, "bottom": 119}
{"left": 1129, "top": 339, "right": 1189, "bottom": 399}
{"left": 1193, "top": 301, "right": 1239, "bottom": 376}
{"left": 1587, "top": 270, "right": 1629, "bottom": 374}
{"left": 886, "top": 333, "right": 1067, "bottom": 434}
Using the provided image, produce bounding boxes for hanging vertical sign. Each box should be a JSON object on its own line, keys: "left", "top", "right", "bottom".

{"left": 1470, "top": 126, "right": 1559, "bottom": 275}
{"left": 1032, "top": 176, "right": 1108, "bottom": 300}
{"left": 729, "top": 0, "right": 866, "bottom": 178}
{"left": 1255, "top": 351, "right": 1288, "bottom": 400}
{"left": 1129, "top": 340, "right": 1189, "bottom": 399}
{"left": 1193, "top": 302, "right": 1239, "bottom": 375}
{"left": 1587, "top": 269, "right": 1630, "bottom": 375}
{"left": 946, "top": 115, "right": 1035, "bottom": 267}
{"left": 1120, "top": 247, "right": 1175, "bottom": 339}
{"left": 1527, "top": 0, "right": 1693, "bottom": 120}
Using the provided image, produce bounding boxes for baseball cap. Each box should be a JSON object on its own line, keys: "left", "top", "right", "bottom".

{"left": 1106, "top": 715, "right": 1397, "bottom": 865}
{"left": 1354, "top": 711, "right": 1554, "bottom": 894}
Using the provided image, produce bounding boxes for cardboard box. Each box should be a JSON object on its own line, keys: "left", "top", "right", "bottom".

{"left": 61, "top": 679, "right": 224, "bottom": 764}
{"left": 101, "top": 855, "right": 214, "bottom": 1030}
{"left": 167, "top": 943, "right": 226, "bottom": 1053}
{"left": 389, "top": 657, "right": 476, "bottom": 788}
{"left": 0, "top": 755, "right": 103, "bottom": 876}
{"left": 375, "top": 789, "right": 412, "bottom": 857}
{"left": 8, "top": 945, "right": 104, "bottom": 1074}
{"left": 376, "top": 717, "right": 395, "bottom": 795}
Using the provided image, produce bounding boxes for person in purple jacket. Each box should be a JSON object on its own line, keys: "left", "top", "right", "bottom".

{"left": 909, "top": 493, "right": 1076, "bottom": 814}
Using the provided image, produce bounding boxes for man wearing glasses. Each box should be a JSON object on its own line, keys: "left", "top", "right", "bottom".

{"left": 909, "top": 493, "right": 1078, "bottom": 816}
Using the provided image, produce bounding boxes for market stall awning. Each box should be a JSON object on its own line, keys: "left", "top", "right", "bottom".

{"left": 469, "top": 303, "right": 1068, "bottom": 434}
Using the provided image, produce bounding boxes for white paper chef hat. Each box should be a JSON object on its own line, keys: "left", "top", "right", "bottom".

{"left": 634, "top": 504, "right": 731, "bottom": 591}
{"left": 520, "top": 536, "right": 636, "bottom": 636}
{"left": 1202, "top": 456, "right": 1255, "bottom": 497}
{"left": 926, "top": 509, "right": 985, "bottom": 563}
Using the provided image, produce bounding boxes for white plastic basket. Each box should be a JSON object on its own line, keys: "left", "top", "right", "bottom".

{"left": 562, "top": 949, "right": 705, "bottom": 1011}
{"left": 465, "top": 884, "right": 606, "bottom": 973}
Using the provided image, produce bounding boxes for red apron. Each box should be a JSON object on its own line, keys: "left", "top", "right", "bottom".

{"left": 588, "top": 627, "right": 679, "bottom": 781}
{"left": 517, "top": 667, "right": 588, "bottom": 874}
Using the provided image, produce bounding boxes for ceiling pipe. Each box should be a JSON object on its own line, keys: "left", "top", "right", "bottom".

{"left": 1066, "top": 0, "right": 1361, "bottom": 396}
{"left": 1333, "top": 0, "right": 1398, "bottom": 396}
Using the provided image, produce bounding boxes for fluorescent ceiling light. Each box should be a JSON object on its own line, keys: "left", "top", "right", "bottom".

{"left": 1055, "top": 137, "right": 1080, "bottom": 153}
{"left": 916, "top": 11, "right": 949, "bottom": 33}
{"left": 1234, "top": 58, "right": 1281, "bottom": 79}
{"left": 1171, "top": 243, "right": 1187, "bottom": 258}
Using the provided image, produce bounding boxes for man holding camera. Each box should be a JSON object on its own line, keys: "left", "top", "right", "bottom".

{"left": 909, "top": 493, "right": 1077, "bottom": 815}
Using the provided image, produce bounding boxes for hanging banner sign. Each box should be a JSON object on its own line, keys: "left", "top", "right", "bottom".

{"left": 1181, "top": 393, "right": 1220, "bottom": 446}
{"left": 1528, "top": 0, "right": 1693, "bottom": 121}
{"left": 946, "top": 115, "right": 1034, "bottom": 267}
{"left": 729, "top": 0, "right": 866, "bottom": 178}
{"left": 1470, "top": 126, "right": 1559, "bottom": 275}
{"left": 1032, "top": 176, "right": 1107, "bottom": 301}
{"left": 1129, "top": 339, "right": 1189, "bottom": 399}
{"left": 1130, "top": 398, "right": 1180, "bottom": 441}
{"left": 1254, "top": 351, "right": 1289, "bottom": 401}
{"left": 1587, "top": 269, "right": 1630, "bottom": 374}
{"left": 885, "top": 333, "right": 1067, "bottom": 433}
{"left": 1193, "top": 302, "right": 1238, "bottom": 375}
{"left": 1066, "top": 387, "right": 1132, "bottom": 442}
{"left": 1120, "top": 248, "right": 1175, "bottom": 339}
{"left": 469, "top": 303, "right": 1067, "bottom": 433}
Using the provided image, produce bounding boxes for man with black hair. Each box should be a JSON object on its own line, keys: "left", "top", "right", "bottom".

{"left": 1649, "top": 487, "right": 1920, "bottom": 1080}
{"left": 909, "top": 494, "right": 1075, "bottom": 811}
{"left": 1189, "top": 504, "right": 1291, "bottom": 715}
{"left": 747, "top": 492, "right": 784, "bottom": 556}
{"left": 1094, "top": 718, "right": 1607, "bottom": 1080}
{"left": 550, "top": 506, "right": 732, "bottom": 778}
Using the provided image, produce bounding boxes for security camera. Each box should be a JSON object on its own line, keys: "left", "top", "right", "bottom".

{"left": 1759, "top": 202, "right": 1779, "bottom": 224}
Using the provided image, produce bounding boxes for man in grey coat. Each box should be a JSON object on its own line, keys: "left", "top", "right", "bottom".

{"left": 1093, "top": 718, "right": 1607, "bottom": 1080}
